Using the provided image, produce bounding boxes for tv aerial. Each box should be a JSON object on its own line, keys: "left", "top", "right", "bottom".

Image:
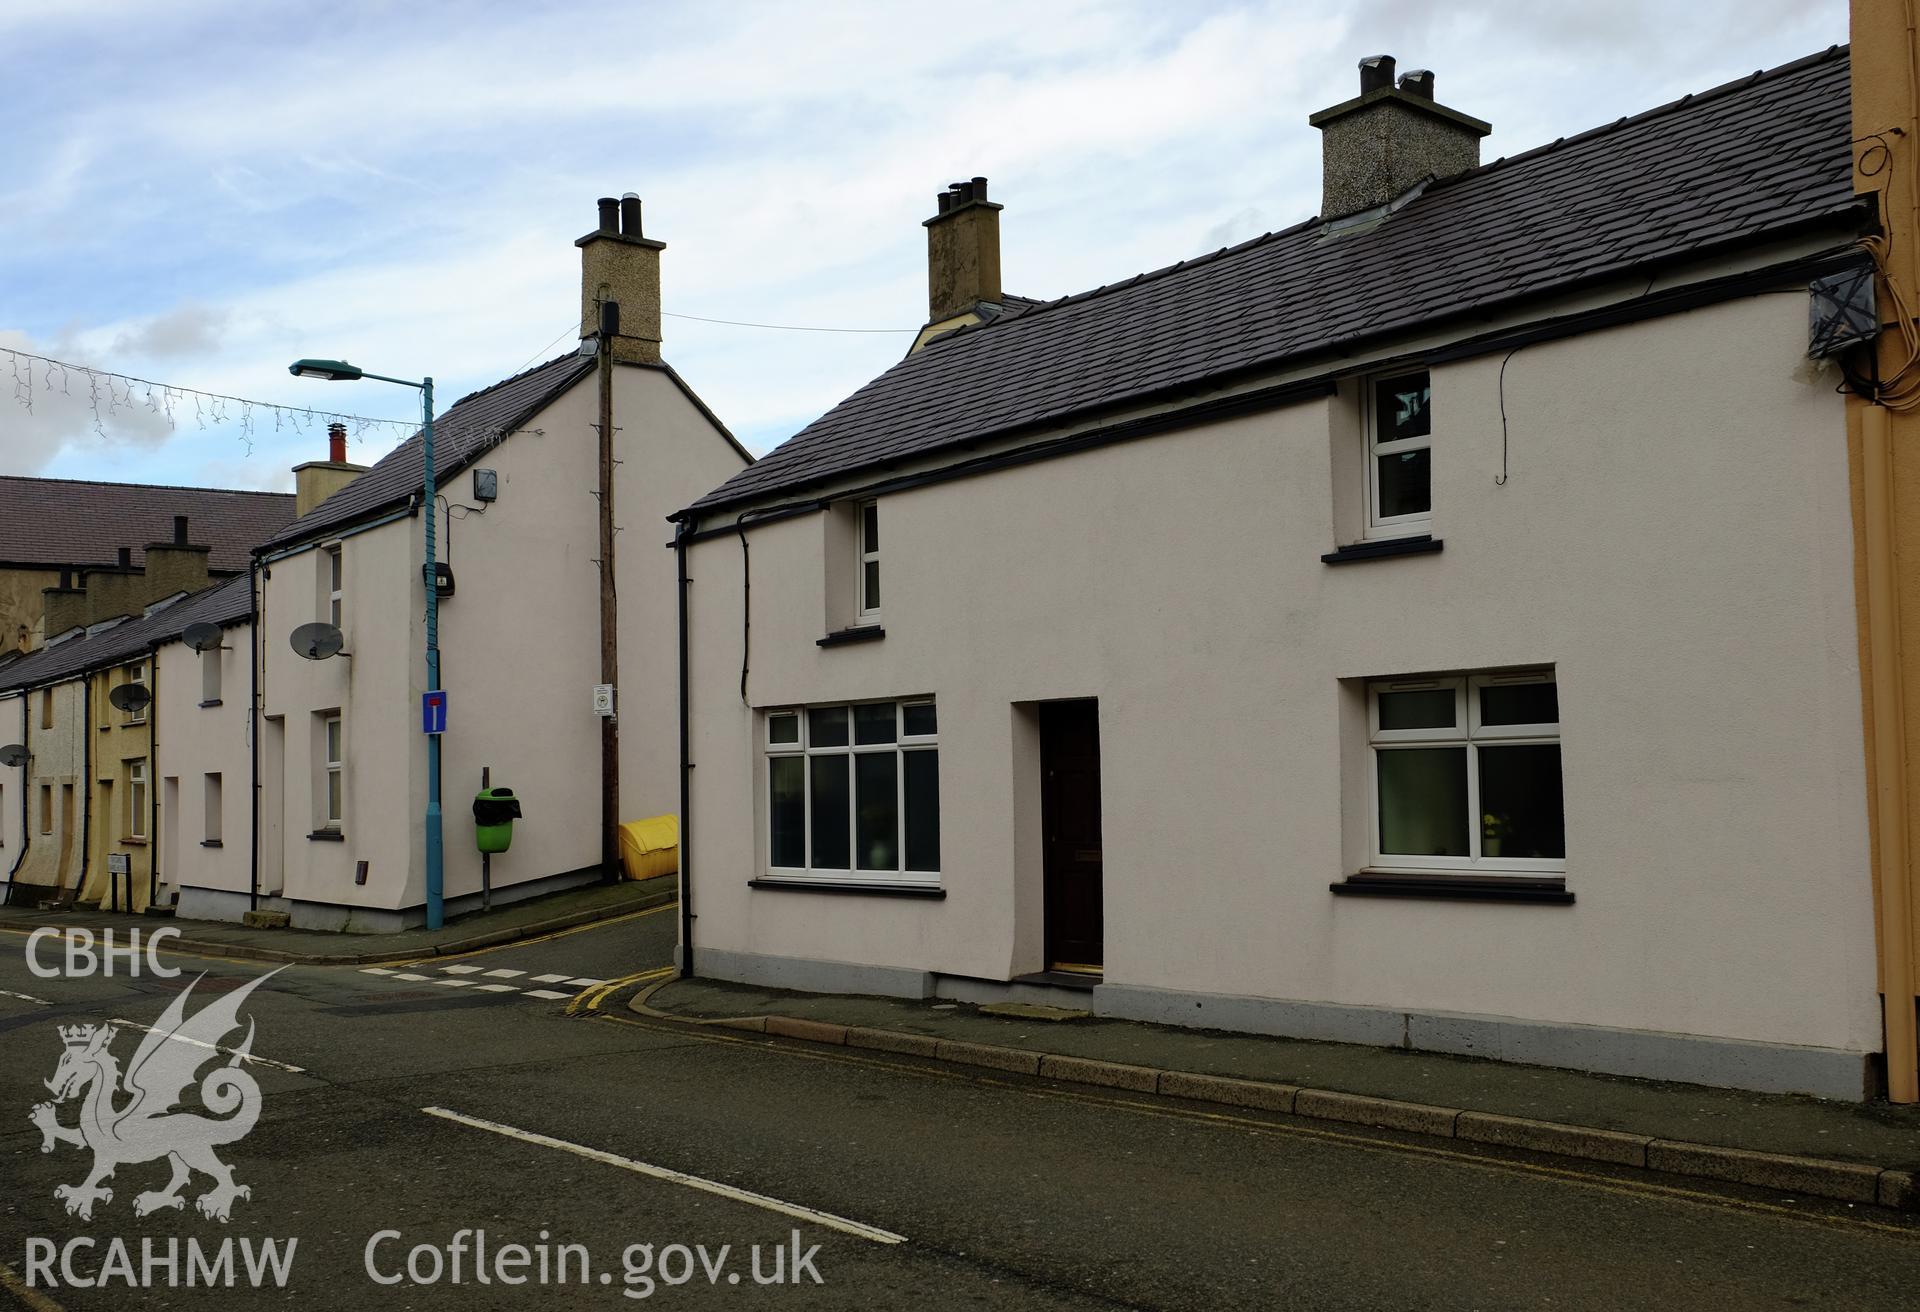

{"left": 289, "top": 622, "right": 347, "bottom": 661}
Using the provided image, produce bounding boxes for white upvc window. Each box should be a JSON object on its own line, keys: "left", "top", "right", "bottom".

{"left": 126, "top": 758, "right": 148, "bottom": 841}
{"left": 765, "top": 700, "right": 939, "bottom": 883}
{"left": 1368, "top": 669, "right": 1563, "bottom": 874}
{"left": 326, "top": 546, "right": 343, "bottom": 628}
{"left": 1364, "top": 369, "right": 1433, "bottom": 538}
{"left": 855, "top": 500, "right": 880, "bottom": 625}
{"left": 124, "top": 661, "right": 148, "bottom": 724}
{"left": 323, "top": 714, "right": 343, "bottom": 830}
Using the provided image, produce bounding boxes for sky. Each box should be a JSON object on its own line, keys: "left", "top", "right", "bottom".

{"left": 0, "top": 0, "right": 1848, "bottom": 493}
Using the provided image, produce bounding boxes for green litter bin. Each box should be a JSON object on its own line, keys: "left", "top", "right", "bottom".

{"left": 473, "top": 787, "right": 523, "bottom": 854}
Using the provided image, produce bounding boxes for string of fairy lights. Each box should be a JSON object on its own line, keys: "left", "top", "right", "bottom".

{"left": 3, "top": 345, "right": 422, "bottom": 455}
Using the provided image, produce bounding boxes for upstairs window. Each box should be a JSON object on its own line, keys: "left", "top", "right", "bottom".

{"left": 856, "top": 501, "right": 881, "bottom": 625}
{"left": 322, "top": 713, "right": 344, "bottom": 831}
{"left": 325, "top": 546, "right": 343, "bottom": 628}
{"left": 1366, "top": 370, "right": 1432, "bottom": 537}
{"left": 201, "top": 645, "right": 222, "bottom": 704}
{"left": 766, "top": 700, "right": 939, "bottom": 882}
{"left": 40, "top": 689, "right": 52, "bottom": 730}
{"left": 1368, "top": 670, "right": 1563, "bottom": 873}
{"left": 123, "top": 662, "right": 148, "bottom": 725}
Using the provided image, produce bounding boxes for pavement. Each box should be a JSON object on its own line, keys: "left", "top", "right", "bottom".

{"left": 0, "top": 875, "right": 677, "bottom": 964}
{"left": 2, "top": 912, "right": 1918, "bottom": 1309}
{"left": 637, "top": 977, "right": 1920, "bottom": 1206}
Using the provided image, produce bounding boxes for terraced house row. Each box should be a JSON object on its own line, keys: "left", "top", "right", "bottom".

{"left": 6, "top": 28, "right": 1920, "bottom": 1104}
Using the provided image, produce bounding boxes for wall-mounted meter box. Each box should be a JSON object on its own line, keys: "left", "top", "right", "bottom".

{"left": 473, "top": 468, "right": 498, "bottom": 502}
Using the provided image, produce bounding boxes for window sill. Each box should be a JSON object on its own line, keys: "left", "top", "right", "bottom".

{"left": 308, "top": 829, "right": 345, "bottom": 842}
{"left": 199, "top": 699, "right": 223, "bottom": 708}
{"left": 1330, "top": 871, "right": 1572, "bottom": 904}
{"left": 119, "top": 837, "right": 148, "bottom": 847}
{"left": 200, "top": 839, "right": 223, "bottom": 848}
{"left": 1321, "top": 535, "right": 1442, "bottom": 565}
{"left": 817, "top": 626, "right": 885, "bottom": 648}
{"left": 749, "top": 877, "right": 944, "bottom": 899}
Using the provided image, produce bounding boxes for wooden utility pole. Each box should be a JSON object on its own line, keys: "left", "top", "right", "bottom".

{"left": 597, "top": 299, "right": 621, "bottom": 880}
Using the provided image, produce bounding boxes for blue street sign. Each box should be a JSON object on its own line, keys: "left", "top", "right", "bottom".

{"left": 422, "top": 690, "right": 447, "bottom": 735}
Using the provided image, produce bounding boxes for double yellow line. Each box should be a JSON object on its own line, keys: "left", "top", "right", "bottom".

{"left": 567, "top": 964, "right": 676, "bottom": 1016}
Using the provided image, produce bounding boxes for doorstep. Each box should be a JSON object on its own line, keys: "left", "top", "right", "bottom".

{"left": 630, "top": 976, "right": 1920, "bottom": 1213}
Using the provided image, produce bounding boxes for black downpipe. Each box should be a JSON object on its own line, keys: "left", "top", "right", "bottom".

{"left": 736, "top": 514, "right": 751, "bottom": 706}
{"left": 5, "top": 691, "right": 28, "bottom": 901}
{"left": 676, "top": 518, "right": 694, "bottom": 979}
{"left": 147, "top": 650, "right": 158, "bottom": 908}
{"left": 248, "top": 558, "right": 260, "bottom": 913}
{"left": 75, "top": 673, "right": 90, "bottom": 904}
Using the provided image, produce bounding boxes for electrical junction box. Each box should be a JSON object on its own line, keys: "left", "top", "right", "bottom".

{"left": 473, "top": 468, "right": 498, "bottom": 502}
{"left": 593, "top": 684, "right": 616, "bottom": 717}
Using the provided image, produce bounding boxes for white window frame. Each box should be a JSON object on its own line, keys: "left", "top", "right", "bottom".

{"left": 855, "top": 500, "right": 880, "bottom": 625}
{"left": 1363, "top": 369, "right": 1434, "bottom": 539}
{"left": 322, "top": 714, "right": 343, "bottom": 830}
{"left": 126, "top": 758, "right": 148, "bottom": 841}
{"left": 765, "top": 699, "right": 938, "bottom": 885}
{"left": 326, "top": 546, "right": 343, "bottom": 629}
{"left": 124, "top": 661, "right": 148, "bottom": 724}
{"left": 1366, "top": 669, "right": 1562, "bottom": 875}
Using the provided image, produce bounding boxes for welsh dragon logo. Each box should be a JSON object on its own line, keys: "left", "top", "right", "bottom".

{"left": 28, "top": 970, "right": 278, "bottom": 1223}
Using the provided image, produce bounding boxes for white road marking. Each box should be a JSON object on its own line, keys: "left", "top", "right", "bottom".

{"left": 359, "top": 967, "right": 398, "bottom": 976}
{"left": 0, "top": 989, "right": 51, "bottom": 1006}
{"left": 393, "top": 973, "right": 431, "bottom": 981}
{"left": 109, "top": 1018, "right": 306, "bottom": 1073}
{"left": 472, "top": 984, "right": 519, "bottom": 993}
{"left": 421, "top": 1107, "right": 908, "bottom": 1245}
{"left": 566, "top": 977, "right": 606, "bottom": 987}
{"left": 482, "top": 968, "right": 526, "bottom": 978}
{"left": 431, "top": 978, "right": 475, "bottom": 988}
{"left": 530, "top": 973, "right": 572, "bottom": 984}
{"left": 441, "top": 964, "right": 485, "bottom": 975}
{"left": 523, "top": 989, "right": 572, "bottom": 1000}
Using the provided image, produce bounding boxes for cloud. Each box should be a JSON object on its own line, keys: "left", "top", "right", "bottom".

{"left": 0, "top": 0, "right": 1850, "bottom": 482}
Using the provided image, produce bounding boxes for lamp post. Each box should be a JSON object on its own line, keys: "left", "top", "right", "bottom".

{"left": 288, "top": 359, "right": 444, "bottom": 930}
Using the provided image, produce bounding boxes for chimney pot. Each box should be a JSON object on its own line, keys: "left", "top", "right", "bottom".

{"left": 1398, "top": 69, "right": 1434, "bottom": 98}
{"left": 59, "top": 567, "right": 71, "bottom": 589}
{"left": 937, "top": 190, "right": 953, "bottom": 214}
{"left": 596, "top": 197, "right": 619, "bottom": 233}
{"left": 117, "top": 547, "right": 131, "bottom": 569}
{"left": 173, "top": 514, "right": 188, "bottom": 546}
{"left": 619, "top": 192, "right": 643, "bottom": 238}
{"left": 1359, "top": 54, "right": 1396, "bottom": 94}
{"left": 971, "top": 176, "right": 988, "bottom": 202}
{"left": 327, "top": 421, "right": 347, "bottom": 463}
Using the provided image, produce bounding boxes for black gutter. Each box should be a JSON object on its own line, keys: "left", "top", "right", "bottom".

{"left": 674, "top": 373, "right": 1339, "bottom": 546}
{"left": 675, "top": 518, "right": 694, "bottom": 979}
{"left": 679, "top": 229, "right": 1867, "bottom": 526}
{"left": 248, "top": 558, "right": 260, "bottom": 914}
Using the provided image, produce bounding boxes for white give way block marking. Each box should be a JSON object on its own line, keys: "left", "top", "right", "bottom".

{"left": 441, "top": 964, "right": 485, "bottom": 975}
{"left": 421, "top": 1107, "right": 907, "bottom": 1245}
{"left": 110, "top": 1017, "right": 307, "bottom": 1074}
{"left": 0, "top": 989, "right": 51, "bottom": 1006}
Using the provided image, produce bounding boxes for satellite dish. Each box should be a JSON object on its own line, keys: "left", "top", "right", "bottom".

{"left": 183, "top": 621, "right": 224, "bottom": 652}
{"left": 289, "top": 622, "right": 345, "bottom": 661}
{"left": 0, "top": 743, "right": 28, "bottom": 768}
{"left": 109, "top": 682, "right": 152, "bottom": 712}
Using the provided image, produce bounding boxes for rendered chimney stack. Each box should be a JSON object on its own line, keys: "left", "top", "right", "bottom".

{"left": 576, "top": 191, "right": 666, "bottom": 365}
{"left": 1309, "top": 55, "right": 1490, "bottom": 221}
{"left": 141, "top": 515, "right": 210, "bottom": 602}
{"left": 293, "top": 422, "right": 369, "bottom": 517}
{"left": 923, "top": 175, "right": 1004, "bottom": 325}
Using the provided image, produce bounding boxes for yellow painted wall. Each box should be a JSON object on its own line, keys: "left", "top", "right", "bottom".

{"left": 1848, "top": 0, "right": 1920, "bottom": 1101}
{"left": 81, "top": 657, "right": 155, "bottom": 912}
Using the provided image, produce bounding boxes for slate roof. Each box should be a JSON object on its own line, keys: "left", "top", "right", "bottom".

{"left": 0, "top": 476, "right": 294, "bottom": 573}
{"left": 259, "top": 352, "right": 593, "bottom": 552}
{"left": 0, "top": 573, "right": 252, "bottom": 693}
{"left": 687, "top": 47, "right": 1860, "bottom": 515}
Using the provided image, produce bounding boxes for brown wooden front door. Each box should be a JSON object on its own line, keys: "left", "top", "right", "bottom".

{"left": 1041, "top": 699, "right": 1103, "bottom": 972}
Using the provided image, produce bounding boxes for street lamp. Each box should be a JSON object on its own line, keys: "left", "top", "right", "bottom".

{"left": 289, "top": 358, "right": 445, "bottom": 931}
